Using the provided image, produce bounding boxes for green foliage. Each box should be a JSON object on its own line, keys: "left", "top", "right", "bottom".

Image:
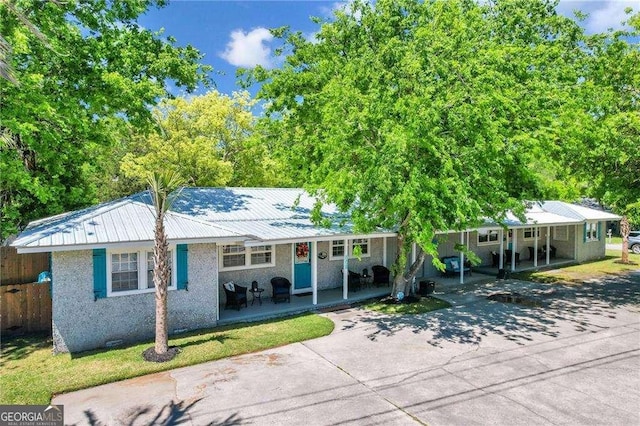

{"left": 120, "top": 90, "right": 288, "bottom": 188}
{"left": 0, "top": 0, "right": 211, "bottom": 240}
{"left": 557, "top": 9, "right": 639, "bottom": 217}
{"left": 253, "top": 0, "right": 589, "bottom": 284}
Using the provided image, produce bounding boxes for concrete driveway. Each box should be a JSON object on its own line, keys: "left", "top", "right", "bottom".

{"left": 55, "top": 273, "right": 640, "bottom": 425}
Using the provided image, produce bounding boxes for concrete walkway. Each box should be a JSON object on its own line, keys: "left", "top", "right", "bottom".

{"left": 54, "top": 274, "right": 640, "bottom": 425}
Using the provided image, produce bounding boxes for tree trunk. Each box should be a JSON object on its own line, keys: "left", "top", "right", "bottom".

{"left": 620, "top": 216, "right": 630, "bottom": 264}
{"left": 154, "top": 212, "right": 170, "bottom": 355}
{"left": 390, "top": 234, "right": 427, "bottom": 297}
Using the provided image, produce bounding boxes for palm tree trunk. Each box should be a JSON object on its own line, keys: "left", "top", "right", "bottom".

{"left": 154, "top": 212, "right": 169, "bottom": 354}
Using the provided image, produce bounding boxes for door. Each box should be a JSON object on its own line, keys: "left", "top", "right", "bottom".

{"left": 293, "top": 242, "right": 312, "bottom": 292}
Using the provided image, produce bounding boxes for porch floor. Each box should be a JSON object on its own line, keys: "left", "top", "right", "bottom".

{"left": 472, "top": 256, "right": 575, "bottom": 276}
{"left": 218, "top": 258, "right": 576, "bottom": 325}
{"left": 218, "top": 284, "right": 393, "bottom": 325}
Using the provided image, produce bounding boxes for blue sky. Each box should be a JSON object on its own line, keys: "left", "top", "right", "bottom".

{"left": 138, "top": 0, "right": 638, "bottom": 97}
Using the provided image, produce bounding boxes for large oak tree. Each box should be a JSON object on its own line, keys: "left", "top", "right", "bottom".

{"left": 0, "top": 0, "right": 210, "bottom": 239}
{"left": 560, "top": 11, "right": 639, "bottom": 261}
{"left": 253, "top": 0, "right": 593, "bottom": 295}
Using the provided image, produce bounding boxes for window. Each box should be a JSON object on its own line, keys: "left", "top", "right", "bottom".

{"left": 585, "top": 222, "right": 599, "bottom": 242}
{"left": 330, "top": 239, "right": 370, "bottom": 259}
{"left": 523, "top": 227, "right": 540, "bottom": 240}
{"left": 111, "top": 253, "right": 138, "bottom": 292}
{"left": 219, "top": 244, "right": 274, "bottom": 270}
{"left": 352, "top": 239, "right": 369, "bottom": 256}
{"left": 331, "top": 240, "right": 345, "bottom": 258}
{"left": 222, "top": 244, "right": 246, "bottom": 268}
{"left": 554, "top": 226, "right": 568, "bottom": 241}
{"left": 251, "top": 245, "right": 272, "bottom": 266}
{"left": 108, "top": 249, "right": 175, "bottom": 295}
{"left": 477, "top": 230, "right": 499, "bottom": 245}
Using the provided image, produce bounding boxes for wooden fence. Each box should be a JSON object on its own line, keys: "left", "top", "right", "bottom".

{"left": 1, "top": 246, "right": 50, "bottom": 285}
{"left": 1, "top": 282, "right": 52, "bottom": 335}
{"left": 1, "top": 246, "right": 52, "bottom": 335}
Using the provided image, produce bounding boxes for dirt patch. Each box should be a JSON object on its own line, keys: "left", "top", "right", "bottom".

{"left": 142, "top": 346, "right": 181, "bottom": 362}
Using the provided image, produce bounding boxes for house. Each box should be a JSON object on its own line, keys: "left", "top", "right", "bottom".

{"left": 12, "top": 188, "right": 619, "bottom": 353}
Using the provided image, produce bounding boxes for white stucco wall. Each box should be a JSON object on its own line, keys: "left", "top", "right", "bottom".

{"left": 575, "top": 221, "right": 607, "bottom": 262}
{"left": 51, "top": 243, "right": 217, "bottom": 353}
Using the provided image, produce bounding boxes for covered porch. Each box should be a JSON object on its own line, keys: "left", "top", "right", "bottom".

{"left": 218, "top": 284, "right": 392, "bottom": 325}
{"left": 472, "top": 256, "right": 576, "bottom": 276}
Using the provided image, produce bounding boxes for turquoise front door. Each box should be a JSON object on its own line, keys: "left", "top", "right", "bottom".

{"left": 293, "top": 242, "right": 312, "bottom": 291}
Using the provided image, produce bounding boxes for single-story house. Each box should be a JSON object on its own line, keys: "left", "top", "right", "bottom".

{"left": 12, "top": 188, "right": 619, "bottom": 353}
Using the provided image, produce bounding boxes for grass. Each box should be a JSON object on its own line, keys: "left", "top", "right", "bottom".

{"left": 0, "top": 313, "right": 334, "bottom": 405}
{"left": 364, "top": 296, "right": 452, "bottom": 315}
{"left": 513, "top": 249, "right": 640, "bottom": 284}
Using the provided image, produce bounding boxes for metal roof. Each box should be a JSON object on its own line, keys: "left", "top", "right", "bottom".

{"left": 541, "top": 201, "right": 622, "bottom": 221}
{"left": 13, "top": 193, "right": 242, "bottom": 252}
{"left": 12, "top": 188, "right": 621, "bottom": 253}
{"left": 171, "top": 187, "right": 342, "bottom": 222}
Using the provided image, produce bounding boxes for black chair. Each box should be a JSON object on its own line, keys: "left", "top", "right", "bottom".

{"left": 348, "top": 270, "right": 362, "bottom": 292}
{"left": 550, "top": 245, "right": 557, "bottom": 258}
{"left": 372, "top": 265, "right": 391, "bottom": 287}
{"left": 223, "top": 282, "right": 248, "bottom": 311}
{"left": 491, "top": 251, "right": 499, "bottom": 267}
{"left": 505, "top": 250, "right": 520, "bottom": 266}
{"left": 270, "top": 277, "right": 291, "bottom": 303}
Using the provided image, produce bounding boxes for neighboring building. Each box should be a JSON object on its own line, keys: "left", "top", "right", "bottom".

{"left": 12, "top": 188, "right": 619, "bottom": 353}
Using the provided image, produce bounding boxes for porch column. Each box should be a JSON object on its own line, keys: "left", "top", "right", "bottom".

{"left": 342, "top": 239, "right": 349, "bottom": 300}
{"left": 499, "top": 229, "right": 504, "bottom": 269}
{"left": 574, "top": 224, "right": 578, "bottom": 260}
{"left": 546, "top": 226, "right": 551, "bottom": 265}
{"left": 311, "top": 241, "right": 318, "bottom": 305}
{"left": 383, "top": 237, "right": 388, "bottom": 268}
{"left": 511, "top": 230, "right": 517, "bottom": 272}
{"left": 533, "top": 226, "right": 538, "bottom": 268}
{"left": 459, "top": 232, "right": 465, "bottom": 284}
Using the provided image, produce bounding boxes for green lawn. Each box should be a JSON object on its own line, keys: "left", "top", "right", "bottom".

{"left": 364, "top": 296, "right": 452, "bottom": 315}
{"left": 514, "top": 249, "right": 640, "bottom": 284}
{"left": 0, "top": 313, "right": 334, "bottom": 405}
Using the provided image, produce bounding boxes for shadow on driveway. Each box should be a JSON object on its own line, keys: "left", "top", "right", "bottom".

{"left": 342, "top": 273, "right": 640, "bottom": 347}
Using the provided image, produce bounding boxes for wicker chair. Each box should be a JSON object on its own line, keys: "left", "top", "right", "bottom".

{"left": 270, "top": 277, "right": 292, "bottom": 303}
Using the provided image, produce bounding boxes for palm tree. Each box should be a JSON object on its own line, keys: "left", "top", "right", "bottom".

{"left": 147, "top": 171, "right": 183, "bottom": 359}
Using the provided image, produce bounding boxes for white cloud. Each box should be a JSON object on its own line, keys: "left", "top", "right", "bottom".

{"left": 558, "top": 1, "right": 637, "bottom": 33}
{"left": 219, "top": 27, "right": 274, "bottom": 68}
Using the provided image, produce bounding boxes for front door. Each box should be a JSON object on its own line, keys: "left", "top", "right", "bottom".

{"left": 293, "top": 242, "right": 312, "bottom": 293}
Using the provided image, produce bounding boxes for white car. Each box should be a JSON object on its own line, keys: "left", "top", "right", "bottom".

{"left": 629, "top": 231, "right": 640, "bottom": 254}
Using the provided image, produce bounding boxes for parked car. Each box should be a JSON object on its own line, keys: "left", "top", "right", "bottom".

{"left": 629, "top": 231, "right": 640, "bottom": 254}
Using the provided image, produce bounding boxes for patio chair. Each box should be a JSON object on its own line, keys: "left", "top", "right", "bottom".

{"left": 440, "top": 256, "right": 471, "bottom": 276}
{"left": 222, "top": 282, "right": 248, "bottom": 311}
{"left": 348, "top": 270, "right": 362, "bottom": 292}
{"left": 504, "top": 250, "right": 520, "bottom": 266}
{"left": 371, "top": 265, "right": 391, "bottom": 287}
{"left": 270, "top": 277, "right": 291, "bottom": 303}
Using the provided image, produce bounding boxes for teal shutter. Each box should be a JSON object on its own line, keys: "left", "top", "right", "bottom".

{"left": 177, "top": 244, "right": 188, "bottom": 290}
{"left": 598, "top": 222, "right": 602, "bottom": 241}
{"left": 93, "top": 249, "right": 107, "bottom": 300}
{"left": 583, "top": 223, "right": 587, "bottom": 243}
